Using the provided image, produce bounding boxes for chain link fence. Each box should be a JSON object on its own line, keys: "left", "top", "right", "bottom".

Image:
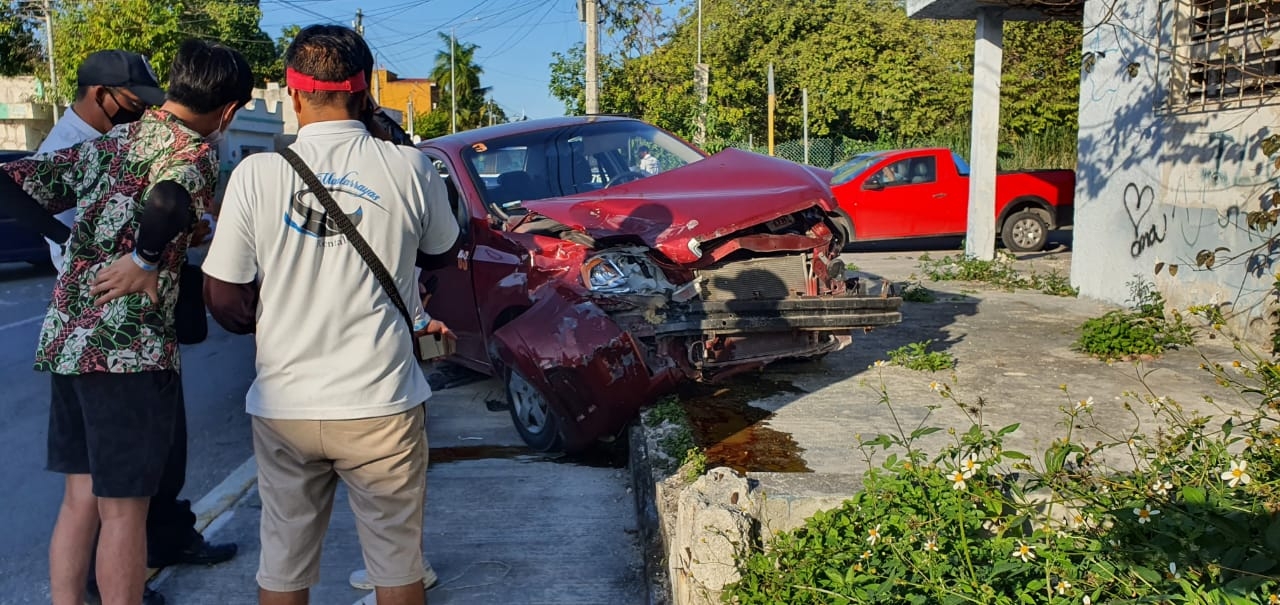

{"left": 718, "top": 130, "right": 1077, "bottom": 171}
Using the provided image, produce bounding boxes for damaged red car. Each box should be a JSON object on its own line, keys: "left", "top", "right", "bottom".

{"left": 416, "top": 116, "right": 902, "bottom": 452}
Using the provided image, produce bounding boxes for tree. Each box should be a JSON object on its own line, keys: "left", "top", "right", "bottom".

{"left": 0, "top": 1, "right": 43, "bottom": 77}
{"left": 52, "top": 0, "right": 279, "bottom": 101}
{"left": 260, "top": 24, "right": 300, "bottom": 85}
{"left": 429, "top": 32, "right": 492, "bottom": 132}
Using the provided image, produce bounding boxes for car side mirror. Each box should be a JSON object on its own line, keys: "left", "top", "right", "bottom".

{"left": 864, "top": 177, "right": 884, "bottom": 191}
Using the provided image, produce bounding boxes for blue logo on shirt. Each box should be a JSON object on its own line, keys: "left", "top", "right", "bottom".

{"left": 284, "top": 189, "right": 363, "bottom": 239}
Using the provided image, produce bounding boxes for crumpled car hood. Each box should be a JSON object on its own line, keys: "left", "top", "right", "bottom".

{"left": 519, "top": 148, "right": 836, "bottom": 265}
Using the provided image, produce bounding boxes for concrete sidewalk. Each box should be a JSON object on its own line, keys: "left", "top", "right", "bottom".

{"left": 154, "top": 378, "right": 647, "bottom": 605}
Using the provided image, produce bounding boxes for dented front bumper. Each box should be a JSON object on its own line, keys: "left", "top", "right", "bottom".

{"left": 491, "top": 281, "right": 902, "bottom": 451}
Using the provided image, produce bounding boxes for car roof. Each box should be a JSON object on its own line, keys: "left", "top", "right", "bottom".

{"left": 420, "top": 115, "right": 645, "bottom": 152}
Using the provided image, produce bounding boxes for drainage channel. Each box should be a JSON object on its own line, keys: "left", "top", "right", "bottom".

{"left": 677, "top": 377, "right": 812, "bottom": 474}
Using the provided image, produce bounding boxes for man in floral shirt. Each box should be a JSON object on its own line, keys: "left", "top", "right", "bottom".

{"left": 0, "top": 39, "right": 253, "bottom": 605}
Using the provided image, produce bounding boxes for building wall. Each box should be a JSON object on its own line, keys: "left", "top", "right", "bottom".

{"left": 371, "top": 69, "right": 435, "bottom": 127}
{"left": 1075, "top": 0, "right": 1280, "bottom": 339}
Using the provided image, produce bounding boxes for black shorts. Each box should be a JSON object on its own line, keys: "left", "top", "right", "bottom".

{"left": 47, "top": 371, "right": 181, "bottom": 498}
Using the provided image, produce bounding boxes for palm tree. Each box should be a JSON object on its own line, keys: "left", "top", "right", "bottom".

{"left": 430, "top": 32, "right": 491, "bottom": 131}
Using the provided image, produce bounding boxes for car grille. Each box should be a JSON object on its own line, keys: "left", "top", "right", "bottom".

{"left": 697, "top": 255, "right": 811, "bottom": 301}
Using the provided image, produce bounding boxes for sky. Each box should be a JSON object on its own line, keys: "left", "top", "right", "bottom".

{"left": 258, "top": 0, "right": 587, "bottom": 120}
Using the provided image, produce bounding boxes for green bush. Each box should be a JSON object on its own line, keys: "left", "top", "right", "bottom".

{"left": 1076, "top": 280, "right": 1193, "bottom": 360}
{"left": 919, "top": 251, "right": 1078, "bottom": 298}
{"left": 886, "top": 340, "right": 956, "bottom": 372}
{"left": 724, "top": 357, "right": 1280, "bottom": 604}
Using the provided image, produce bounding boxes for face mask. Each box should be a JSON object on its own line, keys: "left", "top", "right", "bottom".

{"left": 205, "top": 109, "right": 230, "bottom": 147}
{"left": 102, "top": 90, "right": 144, "bottom": 126}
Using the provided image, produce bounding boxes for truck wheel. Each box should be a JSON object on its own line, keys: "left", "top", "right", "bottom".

{"left": 1001, "top": 210, "right": 1048, "bottom": 253}
{"left": 506, "top": 368, "right": 563, "bottom": 452}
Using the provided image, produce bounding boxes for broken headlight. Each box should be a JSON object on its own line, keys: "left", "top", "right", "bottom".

{"left": 582, "top": 256, "right": 630, "bottom": 293}
{"left": 581, "top": 249, "right": 677, "bottom": 295}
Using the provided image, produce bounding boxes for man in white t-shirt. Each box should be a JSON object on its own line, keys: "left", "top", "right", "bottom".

{"left": 36, "top": 51, "right": 166, "bottom": 273}
{"left": 202, "top": 24, "right": 458, "bottom": 605}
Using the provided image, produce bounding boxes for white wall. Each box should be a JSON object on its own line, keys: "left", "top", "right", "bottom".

{"left": 1075, "top": 0, "right": 1280, "bottom": 339}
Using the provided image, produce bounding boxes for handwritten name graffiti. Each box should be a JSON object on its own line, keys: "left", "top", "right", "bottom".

{"left": 1125, "top": 183, "right": 1167, "bottom": 258}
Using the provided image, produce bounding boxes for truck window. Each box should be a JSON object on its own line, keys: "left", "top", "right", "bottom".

{"left": 951, "top": 152, "right": 971, "bottom": 176}
{"left": 906, "top": 157, "right": 937, "bottom": 184}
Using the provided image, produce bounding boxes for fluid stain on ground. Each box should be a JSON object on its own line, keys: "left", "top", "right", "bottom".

{"left": 678, "top": 377, "right": 812, "bottom": 474}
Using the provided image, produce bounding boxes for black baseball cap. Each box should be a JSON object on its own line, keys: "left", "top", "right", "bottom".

{"left": 76, "top": 50, "right": 166, "bottom": 107}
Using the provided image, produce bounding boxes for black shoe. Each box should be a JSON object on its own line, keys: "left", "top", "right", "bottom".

{"left": 85, "top": 584, "right": 166, "bottom": 605}
{"left": 148, "top": 537, "right": 238, "bottom": 568}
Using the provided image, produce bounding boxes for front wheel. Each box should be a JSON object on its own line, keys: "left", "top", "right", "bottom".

{"left": 1001, "top": 210, "right": 1048, "bottom": 253}
{"left": 506, "top": 369, "right": 563, "bottom": 452}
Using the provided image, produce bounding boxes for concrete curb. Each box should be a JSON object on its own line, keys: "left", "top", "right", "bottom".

{"left": 629, "top": 423, "right": 670, "bottom": 605}
{"left": 146, "top": 456, "right": 257, "bottom": 582}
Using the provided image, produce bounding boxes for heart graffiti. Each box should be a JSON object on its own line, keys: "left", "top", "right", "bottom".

{"left": 1124, "top": 182, "right": 1166, "bottom": 258}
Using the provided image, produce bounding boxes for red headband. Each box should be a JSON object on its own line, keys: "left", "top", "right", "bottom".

{"left": 286, "top": 68, "right": 368, "bottom": 93}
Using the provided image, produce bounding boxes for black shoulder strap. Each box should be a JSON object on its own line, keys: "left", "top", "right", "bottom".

{"left": 279, "top": 148, "right": 413, "bottom": 332}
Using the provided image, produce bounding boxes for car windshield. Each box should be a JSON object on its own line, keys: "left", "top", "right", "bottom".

{"left": 952, "top": 152, "right": 971, "bottom": 176}
{"left": 830, "top": 152, "right": 887, "bottom": 186}
{"left": 462, "top": 120, "right": 706, "bottom": 214}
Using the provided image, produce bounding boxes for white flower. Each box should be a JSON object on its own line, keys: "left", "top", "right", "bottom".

{"left": 1166, "top": 562, "right": 1180, "bottom": 579}
{"left": 1074, "top": 396, "right": 1095, "bottom": 411}
{"left": 1150, "top": 478, "right": 1173, "bottom": 497}
{"left": 1055, "top": 579, "right": 1072, "bottom": 595}
{"left": 929, "top": 381, "right": 942, "bottom": 392}
{"left": 922, "top": 537, "right": 938, "bottom": 552}
{"left": 1221, "top": 459, "right": 1252, "bottom": 488}
{"left": 1010, "top": 541, "right": 1036, "bottom": 563}
{"left": 949, "top": 469, "right": 967, "bottom": 490}
{"left": 860, "top": 549, "right": 872, "bottom": 560}
{"left": 866, "top": 525, "right": 881, "bottom": 546}
{"left": 959, "top": 454, "right": 980, "bottom": 478}
{"left": 1133, "top": 504, "right": 1160, "bottom": 524}
{"left": 1083, "top": 597, "right": 1092, "bottom": 605}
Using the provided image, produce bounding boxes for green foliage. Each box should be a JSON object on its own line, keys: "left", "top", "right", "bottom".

{"left": 425, "top": 33, "right": 504, "bottom": 135}
{"left": 0, "top": 2, "right": 42, "bottom": 77}
{"left": 549, "top": 1, "right": 1080, "bottom": 153}
{"left": 1076, "top": 280, "right": 1194, "bottom": 360}
{"left": 681, "top": 447, "right": 709, "bottom": 482}
{"left": 724, "top": 358, "right": 1280, "bottom": 604}
{"left": 52, "top": 0, "right": 279, "bottom": 102}
{"left": 644, "top": 395, "right": 700, "bottom": 475}
{"left": 886, "top": 340, "right": 956, "bottom": 372}
{"left": 918, "top": 251, "right": 1078, "bottom": 297}
{"left": 901, "top": 283, "right": 936, "bottom": 303}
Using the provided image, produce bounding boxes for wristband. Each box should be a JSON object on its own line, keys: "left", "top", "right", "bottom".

{"left": 131, "top": 249, "right": 158, "bottom": 272}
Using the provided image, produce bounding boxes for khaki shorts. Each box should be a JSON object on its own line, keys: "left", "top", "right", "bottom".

{"left": 252, "top": 406, "right": 427, "bottom": 592}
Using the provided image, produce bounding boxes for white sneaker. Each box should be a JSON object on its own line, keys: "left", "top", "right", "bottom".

{"left": 349, "top": 563, "right": 439, "bottom": 590}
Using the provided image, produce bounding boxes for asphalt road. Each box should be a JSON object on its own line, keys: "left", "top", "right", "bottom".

{"left": 0, "top": 262, "right": 257, "bottom": 603}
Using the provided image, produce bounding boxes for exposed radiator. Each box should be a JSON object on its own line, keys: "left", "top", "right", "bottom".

{"left": 696, "top": 254, "right": 811, "bottom": 301}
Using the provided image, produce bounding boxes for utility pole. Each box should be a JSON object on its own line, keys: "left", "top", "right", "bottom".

{"left": 43, "top": 0, "right": 58, "bottom": 123}
{"left": 353, "top": 8, "right": 364, "bottom": 36}
{"left": 355, "top": 10, "right": 380, "bottom": 104}
{"left": 802, "top": 88, "right": 809, "bottom": 165}
{"left": 583, "top": 0, "right": 599, "bottom": 115}
{"left": 767, "top": 63, "right": 775, "bottom": 157}
{"left": 450, "top": 27, "right": 456, "bottom": 133}
{"left": 407, "top": 95, "right": 414, "bottom": 138}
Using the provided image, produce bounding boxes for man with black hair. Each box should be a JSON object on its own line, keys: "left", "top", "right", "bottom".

{"left": 28, "top": 48, "right": 238, "bottom": 605}
{"left": 0, "top": 39, "right": 253, "bottom": 605}
{"left": 203, "top": 24, "right": 457, "bottom": 605}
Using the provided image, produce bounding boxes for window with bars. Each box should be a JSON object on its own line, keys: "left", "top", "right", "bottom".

{"left": 1168, "top": 0, "right": 1280, "bottom": 109}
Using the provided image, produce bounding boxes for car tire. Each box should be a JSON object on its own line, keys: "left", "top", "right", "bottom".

{"left": 1001, "top": 210, "right": 1048, "bottom": 253}
{"left": 505, "top": 368, "right": 563, "bottom": 452}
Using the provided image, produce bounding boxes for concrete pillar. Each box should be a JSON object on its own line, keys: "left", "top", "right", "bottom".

{"left": 965, "top": 8, "right": 1003, "bottom": 261}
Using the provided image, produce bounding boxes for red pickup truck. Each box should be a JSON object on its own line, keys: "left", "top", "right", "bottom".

{"left": 827, "top": 148, "right": 1075, "bottom": 252}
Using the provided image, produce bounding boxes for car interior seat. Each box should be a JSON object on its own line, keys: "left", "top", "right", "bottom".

{"left": 910, "top": 160, "right": 935, "bottom": 184}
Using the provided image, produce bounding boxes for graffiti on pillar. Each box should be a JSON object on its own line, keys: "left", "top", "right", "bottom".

{"left": 1125, "top": 183, "right": 1166, "bottom": 258}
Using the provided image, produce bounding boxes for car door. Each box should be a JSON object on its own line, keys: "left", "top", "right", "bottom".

{"left": 893, "top": 154, "right": 957, "bottom": 237}
{"left": 419, "top": 151, "right": 487, "bottom": 369}
{"left": 852, "top": 156, "right": 917, "bottom": 239}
